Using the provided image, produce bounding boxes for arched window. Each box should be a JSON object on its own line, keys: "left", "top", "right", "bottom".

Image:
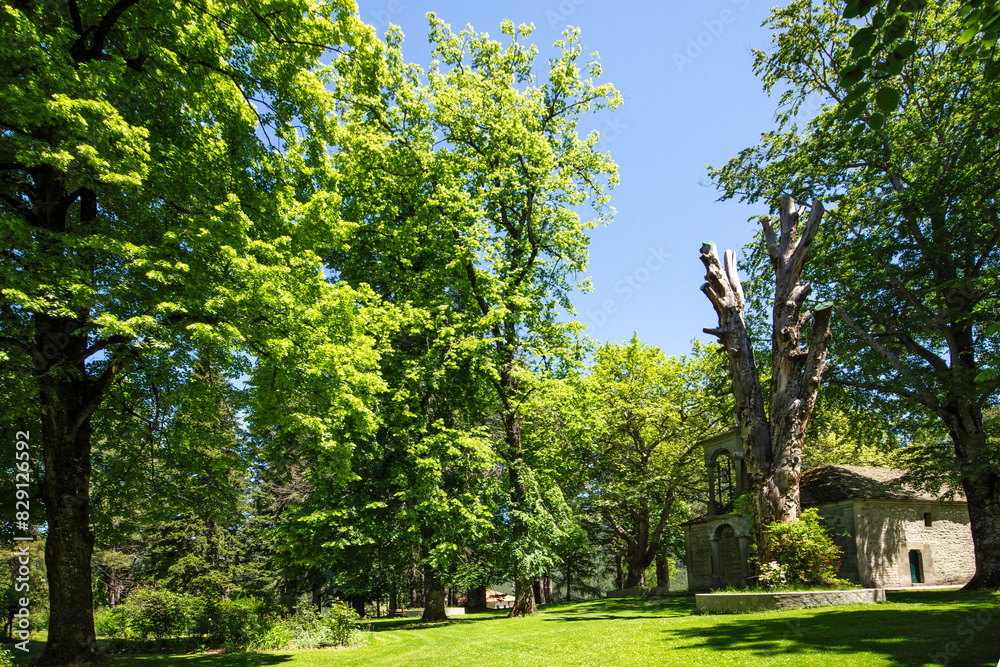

{"left": 714, "top": 451, "right": 734, "bottom": 514}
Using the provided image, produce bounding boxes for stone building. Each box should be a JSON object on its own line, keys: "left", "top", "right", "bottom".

{"left": 682, "top": 429, "right": 976, "bottom": 590}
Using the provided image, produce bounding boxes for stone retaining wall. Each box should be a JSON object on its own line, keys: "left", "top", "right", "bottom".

{"left": 695, "top": 588, "right": 886, "bottom": 614}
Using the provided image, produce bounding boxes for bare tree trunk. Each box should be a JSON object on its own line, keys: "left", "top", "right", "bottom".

{"left": 701, "top": 196, "right": 832, "bottom": 557}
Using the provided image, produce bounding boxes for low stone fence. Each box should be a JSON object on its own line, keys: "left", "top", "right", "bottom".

{"left": 695, "top": 588, "right": 886, "bottom": 614}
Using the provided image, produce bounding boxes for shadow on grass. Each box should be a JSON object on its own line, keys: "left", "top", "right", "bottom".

{"left": 542, "top": 596, "right": 696, "bottom": 621}
{"left": 662, "top": 590, "right": 999, "bottom": 667}
{"left": 106, "top": 653, "right": 295, "bottom": 666}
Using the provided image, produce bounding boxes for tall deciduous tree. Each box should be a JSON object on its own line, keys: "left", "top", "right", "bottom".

{"left": 700, "top": 196, "right": 833, "bottom": 557}
{"left": 332, "top": 15, "right": 620, "bottom": 615}
{"left": 712, "top": 0, "right": 1000, "bottom": 588}
{"left": 585, "top": 337, "right": 730, "bottom": 588}
{"left": 0, "top": 2, "right": 380, "bottom": 661}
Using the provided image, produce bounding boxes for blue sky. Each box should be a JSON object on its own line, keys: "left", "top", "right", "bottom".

{"left": 355, "top": 0, "right": 790, "bottom": 359}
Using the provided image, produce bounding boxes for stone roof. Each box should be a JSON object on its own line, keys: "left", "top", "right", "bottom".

{"left": 800, "top": 464, "right": 964, "bottom": 505}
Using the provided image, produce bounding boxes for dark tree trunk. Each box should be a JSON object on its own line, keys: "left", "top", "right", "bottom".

{"left": 421, "top": 527, "right": 447, "bottom": 622}
{"left": 350, "top": 594, "right": 366, "bottom": 618}
{"left": 565, "top": 565, "right": 572, "bottom": 602}
{"left": 389, "top": 586, "right": 398, "bottom": 614}
{"left": 409, "top": 563, "right": 420, "bottom": 606}
{"left": 656, "top": 552, "right": 669, "bottom": 590}
{"left": 543, "top": 572, "right": 553, "bottom": 604}
{"left": 37, "top": 314, "right": 101, "bottom": 666}
{"left": 465, "top": 585, "right": 487, "bottom": 613}
{"left": 946, "top": 407, "right": 1000, "bottom": 589}
{"left": 421, "top": 567, "right": 447, "bottom": 622}
{"left": 502, "top": 367, "right": 536, "bottom": 617}
{"left": 701, "top": 196, "right": 832, "bottom": 558}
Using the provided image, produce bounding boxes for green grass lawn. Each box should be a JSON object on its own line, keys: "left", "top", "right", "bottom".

{"left": 8, "top": 590, "right": 999, "bottom": 666}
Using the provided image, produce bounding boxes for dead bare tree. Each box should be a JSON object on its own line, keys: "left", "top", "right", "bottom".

{"left": 699, "top": 195, "right": 833, "bottom": 559}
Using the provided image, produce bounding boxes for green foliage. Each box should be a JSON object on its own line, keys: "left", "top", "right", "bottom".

{"left": 254, "top": 601, "right": 362, "bottom": 650}
{"left": 120, "top": 588, "right": 201, "bottom": 641}
{"left": 582, "top": 337, "right": 732, "bottom": 583}
{"left": 0, "top": 647, "right": 12, "bottom": 667}
{"left": 203, "top": 598, "right": 272, "bottom": 650}
{"left": 761, "top": 509, "right": 844, "bottom": 587}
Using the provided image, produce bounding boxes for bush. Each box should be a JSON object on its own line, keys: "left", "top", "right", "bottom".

{"left": 205, "top": 597, "right": 273, "bottom": 649}
{"left": 324, "top": 599, "right": 361, "bottom": 647}
{"left": 94, "top": 605, "right": 133, "bottom": 639}
{"left": 763, "top": 508, "right": 843, "bottom": 587}
{"left": 259, "top": 600, "right": 362, "bottom": 650}
{"left": 0, "top": 646, "right": 13, "bottom": 667}
{"left": 126, "top": 588, "right": 201, "bottom": 640}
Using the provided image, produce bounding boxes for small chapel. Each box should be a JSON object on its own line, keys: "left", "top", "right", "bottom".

{"left": 682, "top": 429, "right": 977, "bottom": 591}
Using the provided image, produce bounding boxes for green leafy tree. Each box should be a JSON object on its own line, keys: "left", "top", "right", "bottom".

{"left": 0, "top": 1, "right": 382, "bottom": 661}
{"left": 837, "top": 0, "right": 999, "bottom": 123}
{"left": 585, "top": 337, "right": 731, "bottom": 588}
{"left": 712, "top": 0, "right": 1000, "bottom": 588}
{"left": 330, "top": 15, "right": 620, "bottom": 615}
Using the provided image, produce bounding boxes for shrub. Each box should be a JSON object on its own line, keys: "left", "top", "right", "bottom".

{"left": 205, "top": 597, "right": 273, "bottom": 649}
{"left": 128, "top": 588, "right": 201, "bottom": 640}
{"left": 259, "top": 600, "right": 362, "bottom": 650}
{"left": 0, "top": 646, "right": 13, "bottom": 667}
{"left": 763, "top": 508, "right": 843, "bottom": 586}
{"left": 94, "top": 605, "right": 133, "bottom": 639}
{"left": 324, "top": 599, "right": 362, "bottom": 647}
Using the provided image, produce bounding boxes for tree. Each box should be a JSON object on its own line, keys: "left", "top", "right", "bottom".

{"left": 0, "top": 1, "right": 381, "bottom": 661}
{"left": 836, "top": 0, "right": 999, "bottom": 122}
{"left": 712, "top": 0, "right": 1000, "bottom": 588}
{"left": 584, "top": 337, "right": 730, "bottom": 587}
{"left": 331, "top": 15, "right": 620, "bottom": 615}
{"left": 700, "top": 196, "right": 834, "bottom": 558}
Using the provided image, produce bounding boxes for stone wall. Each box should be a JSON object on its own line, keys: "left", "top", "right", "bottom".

{"left": 718, "top": 524, "right": 743, "bottom": 588}
{"left": 852, "top": 500, "right": 974, "bottom": 588}
{"left": 684, "top": 524, "right": 713, "bottom": 591}
{"left": 813, "top": 500, "right": 860, "bottom": 583}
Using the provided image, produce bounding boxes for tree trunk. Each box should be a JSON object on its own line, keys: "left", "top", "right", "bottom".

{"left": 37, "top": 316, "right": 100, "bottom": 666}
{"left": 656, "top": 552, "right": 669, "bottom": 590}
{"left": 565, "top": 565, "right": 572, "bottom": 601}
{"left": 502, "top": 367, "right": 536, "bottom": 617}
{"left": 421, "top": 528, "right": 447, "bottom": 622}
{"left": 543, "top": 572, "right": 553, "bottom": 604}
{"left": 700, "top": 196, "right": 832, "bottom": 559}
{"left": 409, "top": 567, "right": 419, "bottom": 607}
{"left": 465, "top": 585, "right": 487, "bottom": 613}
{"left": 623, "top": 550, "right": 646, "bottom": 588}
{"left": 421, "top": 569, "right": 446, "bottom": 622}
{"left": 946, "top": 408, "right": 1000, "bottom": 589}
{"left": 389, "top": 586, "right": 398, "bottom": 614}
{"left": 350, "top": 594, "right": 366, "bottom": 618}
{"left": 615, "top": 553, "right": 623, "bottom": 589}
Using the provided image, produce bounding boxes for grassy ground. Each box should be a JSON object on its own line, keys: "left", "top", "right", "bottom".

{"left": 8, "top": 590, "right": 999, "bottom": 666}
